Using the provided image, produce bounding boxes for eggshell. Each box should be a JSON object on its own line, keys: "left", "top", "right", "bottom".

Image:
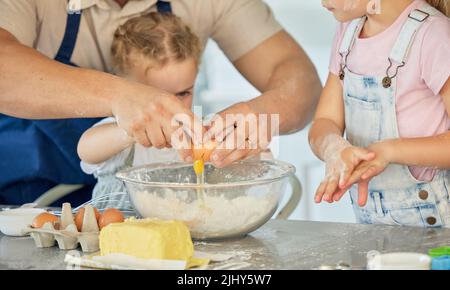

{"left": 75, "top": 207, "right": 100, "bottom": 231}
{"left": 98, "top": 208, "right": 124, "bottom": 229}
{"left": 193, "top": 140, "right": 217, "bottom": 162}
{"left": 32, "top": 213, "right": 59, "bottom": 229}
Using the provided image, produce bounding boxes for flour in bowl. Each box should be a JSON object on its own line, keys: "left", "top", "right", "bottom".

{"left": 130, "top": 189, "right": 279, "bottom": 238}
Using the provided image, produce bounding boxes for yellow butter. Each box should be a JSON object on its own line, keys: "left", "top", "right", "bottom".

{"left": 99, "top": 218, "right": 194, "bottom": 261}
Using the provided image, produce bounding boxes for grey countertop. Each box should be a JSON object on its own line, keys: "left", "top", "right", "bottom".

{"left": 1, "top": 218, "right": 449, "bottom": 270}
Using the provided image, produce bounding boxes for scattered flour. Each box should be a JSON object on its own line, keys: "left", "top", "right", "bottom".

{"left": 130, "top": 190, "right": 278, "bottom": 238}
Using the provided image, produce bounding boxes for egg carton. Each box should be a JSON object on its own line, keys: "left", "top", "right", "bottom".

{"left": 24, "top": 203, "right": 100, "bottom": 253}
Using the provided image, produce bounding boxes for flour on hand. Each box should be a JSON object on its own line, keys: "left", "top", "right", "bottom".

{"left": 318, "top": 134, "right": 351, "bottom": 186}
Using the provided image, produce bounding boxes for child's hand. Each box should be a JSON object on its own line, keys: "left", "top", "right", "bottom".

{"left": 315, "top": 144, "right": 375, "bottom": 204}
{"left": 336, "top": 141, "right": 394, "bottom": 206}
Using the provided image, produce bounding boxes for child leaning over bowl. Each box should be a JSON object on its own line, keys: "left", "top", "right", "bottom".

{"left": 309, "top": 0, "right": 450, "bottom": 227}
{"left": 77, "top": 12, "right": 202, "bottom": 210}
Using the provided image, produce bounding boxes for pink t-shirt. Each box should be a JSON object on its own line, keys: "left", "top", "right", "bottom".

{"left": 329, "top": 0, "right": 450, "bottom": 182}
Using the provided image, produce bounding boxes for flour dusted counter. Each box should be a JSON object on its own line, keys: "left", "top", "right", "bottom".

{"left": 1, "top": 216, "right": 449, "bottom": 270}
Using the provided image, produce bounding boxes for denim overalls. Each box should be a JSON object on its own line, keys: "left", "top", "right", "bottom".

{"left": 339, "top": 4, "right": 450, "bottom": 228}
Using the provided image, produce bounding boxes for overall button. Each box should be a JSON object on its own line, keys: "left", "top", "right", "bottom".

{"left": 427, "top": 217, "right": 437, "bottom": 226}
{"left": 418, "top": 190, "right": 429, "bottom": 200}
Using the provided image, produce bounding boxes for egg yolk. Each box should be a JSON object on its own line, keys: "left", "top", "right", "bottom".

{"left": 193, "top": 159, "right": 205, "bottom": 175}
{"left": 192, "top": 140, "right": 217, "bottom": 175}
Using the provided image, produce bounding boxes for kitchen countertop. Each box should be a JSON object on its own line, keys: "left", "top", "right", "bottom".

{"left": 1, "top": 214, "right": 449, "bottom": 270}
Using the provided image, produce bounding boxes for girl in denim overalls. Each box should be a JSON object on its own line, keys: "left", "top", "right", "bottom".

{"left": 310, "top": 0, "right": 450, "bottom": 227}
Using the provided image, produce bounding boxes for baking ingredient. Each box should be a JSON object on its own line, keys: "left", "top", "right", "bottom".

{"left": 32, "top": 212, "right": 59, "bottom": 228}
{"left": 192, "top": 140, "right": 217, "bottom": 205}
{"left": 75, "top": 207, "right": 100, "bottom": 231}
{"left": 98, "top": 208, "right": 125, "bottom": 229}
{"left": 28, "top": 204, "right": 100, "bottom": 252}
{"left": 193, "top": 158, "right": 206, "bottom": 206}
{"left": 193, "top": 140, "right": 217, "bottom": 163}
{"left": 131, "top": 190, "right": 277, "bottom": 236}
{"left": 193, "top": 159, "right": 205, "bottom": 176}
{"left": 99, "top": 218, "right": 194, "bottom": 261}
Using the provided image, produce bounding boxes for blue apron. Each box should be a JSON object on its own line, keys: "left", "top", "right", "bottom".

{"left": 0, "top": 1, "right": 172, "bottom": 205}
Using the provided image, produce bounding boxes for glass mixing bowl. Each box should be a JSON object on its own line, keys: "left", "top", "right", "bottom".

{"left": 116, "top": 160, "right": 296, "bottom": 240}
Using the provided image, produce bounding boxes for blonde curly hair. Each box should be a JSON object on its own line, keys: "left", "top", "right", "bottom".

{"left": 426, "top": 0, "right": 449, "bottom": 16}
{"left": 111, "top": 12, "right": 202, "bottom": 73}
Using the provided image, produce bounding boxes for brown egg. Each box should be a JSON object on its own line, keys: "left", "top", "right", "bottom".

{"left": 32, "top": 212, "right": 59, "bottom": 228}
{"left": 75, "top": 207, "right": 101, "bottom": 231}
{"left": 98, "top": 208, "right": 124, "bottom": 229}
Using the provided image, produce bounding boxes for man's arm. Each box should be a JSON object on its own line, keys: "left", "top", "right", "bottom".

{"left": 0, "top": 28, "right": 112, "bottom": 119}
{"left": 0, "top": 28, "right": 198, "bottom": 149}
{"left": 233, "top": 30, "right": 322, "bottom": 134}
{"left": 205, "top": 31, "right": 322, "bottom": 167}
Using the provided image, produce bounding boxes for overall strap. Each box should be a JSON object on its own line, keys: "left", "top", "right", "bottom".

{"left": 381, "top": 4, "right": 439, "bottom": 88}
{"left": 339, "top": 17, "right": 366, "bottom": 56}
{"left": 55, "top": 3, "right": 82, "bottom": 66}
{"left": 156, "top": 0, "right": 172, "bottom": 14}
{"left": 389, "top": 4, "right": 439, "bottom": 64}
{"left": 338, "top": 17, "right": 366, "bottom": 80}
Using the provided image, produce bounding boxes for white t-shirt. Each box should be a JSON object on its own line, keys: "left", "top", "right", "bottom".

{"left": 80, "top": 117, "right": 181, "bottom": 176}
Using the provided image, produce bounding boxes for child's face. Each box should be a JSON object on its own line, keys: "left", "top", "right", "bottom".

{"left": 322, "top": 0, "right": 370, "bottom": 22}
{"left": 125, "top": 57, "right": 197, "bottom": 109}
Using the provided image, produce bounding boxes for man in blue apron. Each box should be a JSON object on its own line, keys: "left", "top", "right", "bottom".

{"left": 0, "top": 1, "right": 174, "bottom": 205}
{"left": 0, "top": 0, "right": 321, "bottom": 205}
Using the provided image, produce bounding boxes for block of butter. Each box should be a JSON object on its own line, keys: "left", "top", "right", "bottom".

{"left": 99, "top": 218, "right": 194, "bottom": 261}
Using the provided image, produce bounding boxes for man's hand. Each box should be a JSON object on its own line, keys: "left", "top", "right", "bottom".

{"left": 203, "top": 102, "right": 273, "bottom": 168}
{"left": 197, "top": 31, "right": 320, "bottom": 168}
{"left": 111, "top": 83, "right": 201, "bottom": 150}
{"left": 0, "top": 28, "right": 202, "bottom": 152}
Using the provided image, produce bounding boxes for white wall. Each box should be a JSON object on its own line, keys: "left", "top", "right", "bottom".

{"left": 195, "top": 1, "right": 356, "bottom": 223}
